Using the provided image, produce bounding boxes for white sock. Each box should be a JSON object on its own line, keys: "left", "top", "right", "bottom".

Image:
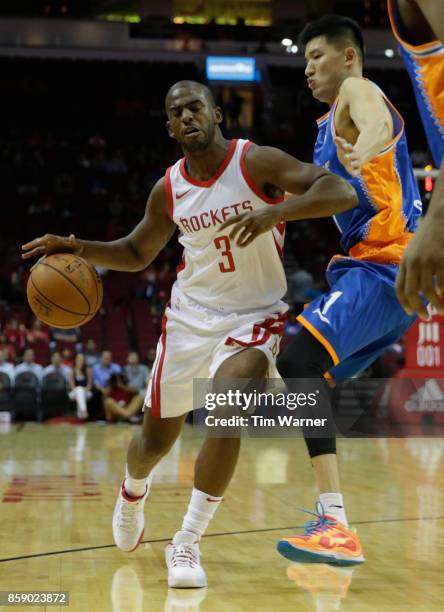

{"left": 319, "top": 492, "right": 348, "bottom": 526}
{"left": 181, "top": 488, "right": 223, "bottom": 539}
{"left": 124, "top": 465, "right": 152, "bottom": 498}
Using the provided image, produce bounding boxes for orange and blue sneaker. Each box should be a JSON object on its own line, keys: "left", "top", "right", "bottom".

{"left": 277, "top": 502, "right": 365, "bottom": 566}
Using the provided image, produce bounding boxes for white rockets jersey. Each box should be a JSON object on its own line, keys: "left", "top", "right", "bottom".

{"left": 165, "top": 139, "right": 287, "bottom": 313}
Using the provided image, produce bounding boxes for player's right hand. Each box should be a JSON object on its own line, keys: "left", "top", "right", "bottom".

{"left": 395, "top": 219, "right": 444, "bottom": 320}
{"left": 21, "top": 233, "right": 82, "bottom": 260}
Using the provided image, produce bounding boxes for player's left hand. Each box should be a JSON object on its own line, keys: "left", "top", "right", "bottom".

{"left": 219, "top": 208, "right": 282, "bottom": 247}
{"left": 334, "top": 136, "right": 363, "bottom": 177}
{"left": 395, "top": 217, "right": 444, "bottom": 320}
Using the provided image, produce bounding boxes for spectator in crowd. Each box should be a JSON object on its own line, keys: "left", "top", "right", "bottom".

{"left": 26, "top": 318, "right": 50, "bottom": 345}
{"left": 103, "top": 372, "right": 144, "bottom": 422}
{"left": 142, "top": 346, "right": 157, "bottom": 369}
{"left": 4, "top": 318, "right": 28, "bottom": 354}
{"left": 0, "top": 349, "right": 15, "bottom": 383}
{"left": 68, "top": 353, "right": 93, "bottom": 420}
{"left": 84, "top": 339, "right": 100, "bottom": 367}
{"left": 0, "top": 333, "right": 16, "bottom": 363}
{"left": 92, "top": 350, "right": 121, "bottom": 393}
{"left": 14, "top": 348, "right": 43, "bottom": 381}
{"left": 50, "top": 327, "right": 81, "bottom": 351}
{"left": 61, "top": 347, "right": 75, "bottom": 368}
{"left": 124, "top": 351, "right": 150, "bottom": 397}
{"left": 42, "top": 351, "right": 72, "bottom": 382}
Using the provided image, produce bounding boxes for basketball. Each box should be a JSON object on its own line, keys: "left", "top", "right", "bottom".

{"left": 26, "top": 253, "right": 103, "bottom": 328}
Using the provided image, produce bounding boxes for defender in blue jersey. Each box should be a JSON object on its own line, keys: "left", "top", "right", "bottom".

{"left": 222, "top": 14, "right": 422, "bottom": 566}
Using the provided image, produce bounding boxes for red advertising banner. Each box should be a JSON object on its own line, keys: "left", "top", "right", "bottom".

{"left": 404, "top": 315, "right": 444, "bottom": 371}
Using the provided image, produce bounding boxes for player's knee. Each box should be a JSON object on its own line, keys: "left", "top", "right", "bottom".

{"left": 304, "top": 437, "right": 336, "bottom": 458}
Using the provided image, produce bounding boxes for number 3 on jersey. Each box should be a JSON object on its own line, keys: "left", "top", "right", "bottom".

{"left": 214, "top": 235, "right": 236, "bottom": 273}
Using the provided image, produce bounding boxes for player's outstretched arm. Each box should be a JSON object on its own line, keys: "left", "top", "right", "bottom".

{"left": 396, "top": 166, "right": 444, "bottom": 319}
{"left": 333, "top": 77, "right": 393, "bottom": 176}
{"left": 21, "top": 178, "right": 176, "bottom": 272}
{"left": 220, "top": 145, "right": 357, "bottom": 247}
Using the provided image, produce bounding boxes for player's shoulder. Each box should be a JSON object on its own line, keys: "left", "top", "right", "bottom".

{"left": 244, "top": 142, "right": 288, "bottom": 167}
{"left": 339, "top": 76, "right": 377, "bottom": 96}
{"left": 152, "top": 175, "right": 166, "bottom": 195}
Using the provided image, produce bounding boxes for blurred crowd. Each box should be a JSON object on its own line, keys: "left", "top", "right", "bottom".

{"left": 0, "top": 327, "right": 156, "bottom": 422}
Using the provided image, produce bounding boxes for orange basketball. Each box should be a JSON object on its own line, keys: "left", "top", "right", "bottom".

{"left": 26, "top": 253, "right": 103, "bottom": 328}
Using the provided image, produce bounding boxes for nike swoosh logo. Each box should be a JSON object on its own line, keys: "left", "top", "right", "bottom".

{"left": 328, "top": 505, "right": 344, "bottom": 509}
{"left": 176, "top": 189, "right": 192, "bottom": 199}
{"left": 206, "top": 497, "right": 222, "bottom": 502}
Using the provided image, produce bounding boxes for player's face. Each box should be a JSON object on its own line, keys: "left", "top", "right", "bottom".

{"left": 304, "top": 36, "right": 348, "bottom": 104}
{"left": 166, "top": 88, "right": 222, "bottom": 152}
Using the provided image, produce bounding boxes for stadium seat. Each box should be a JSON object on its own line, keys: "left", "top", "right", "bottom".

{"left": 0, "top": 372, "right": 13, "bottom": 412}
{"left": 41, "top": 373, "right": 68, "bottom": 420}
{"left": 13, "top": 371, "right": 40, "bottom": 421}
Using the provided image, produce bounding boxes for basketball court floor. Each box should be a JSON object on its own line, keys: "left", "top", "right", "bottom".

{"left": 1, "top": 422, "right": 443, "bottom": 611}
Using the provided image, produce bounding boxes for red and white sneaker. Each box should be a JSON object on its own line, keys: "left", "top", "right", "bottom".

{"left": 112, "top": 480, "right": 149, "bottom": 552}
{"left": 165, "top": 531, "right": 207, "bottom": 588}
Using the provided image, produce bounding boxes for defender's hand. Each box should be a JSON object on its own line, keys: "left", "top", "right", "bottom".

{"left": 219, "top": 209, "right": 282, "bottom": 247}
{"left": 334, "top": 136, "right": 363, "bottom": 177}
{"left": 396, "top": 220, "right": 444, "bottom": 320}
{"left": 21, "top": 233, "right": 82, "bottom": 260}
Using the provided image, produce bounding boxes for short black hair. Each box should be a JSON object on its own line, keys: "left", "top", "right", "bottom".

{"left": 299, "top": 14, "right": 364, "bottom": 63}
{"left": 165, "top": 80, "right": 216, "bottom": 111}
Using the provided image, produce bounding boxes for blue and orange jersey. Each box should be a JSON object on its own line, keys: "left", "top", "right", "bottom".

{"left": 388, "top": 0, "right": 444, "bottom": 167}
{"left": 313, "top": 80, "right": 421, "bottom": 265}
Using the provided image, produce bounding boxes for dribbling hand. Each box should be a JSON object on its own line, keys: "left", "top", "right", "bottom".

{"left": 395, "top": 219, "right": 444, "bottom": 320}
{"left": 21, "top": 234, "right": 82, "bottom": 263}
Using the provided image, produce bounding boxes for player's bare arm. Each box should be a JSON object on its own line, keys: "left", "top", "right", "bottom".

{"left": 21, "top": 178, "right": 176, "bottom": 272}
{"left": 333, "top": 77, "right": 393, "bottom": 176}
{"left": 396, "top": 166, "right": 444, "bottom": 319}
{"left": 219, "top": 144, "right": 357, "bottom": 247}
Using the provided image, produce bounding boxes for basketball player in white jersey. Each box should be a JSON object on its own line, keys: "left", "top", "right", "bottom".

{"left": 22, "top": 80, "right": 357, "bottom": 588}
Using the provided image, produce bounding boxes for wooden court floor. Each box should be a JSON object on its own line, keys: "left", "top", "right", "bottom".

{"left": 0, "top": 422, "right": 443, "bottom": 612}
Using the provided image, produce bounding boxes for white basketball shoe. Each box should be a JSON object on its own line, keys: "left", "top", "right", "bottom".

{"left": 165, "top": 531, "right": 208, "bottom": 588}
{"left": 113, "top": 480, "right": 149, "bottom": 552}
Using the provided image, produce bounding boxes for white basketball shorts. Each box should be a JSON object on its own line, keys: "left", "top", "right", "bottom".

{"left": 144, "top": 285, "right": 288, "bottom": 418}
